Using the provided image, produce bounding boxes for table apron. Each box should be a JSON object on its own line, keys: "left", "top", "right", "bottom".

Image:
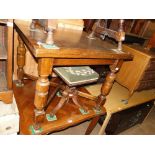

{"left": 53, "top": 58, "right": 116, "bottom": 66}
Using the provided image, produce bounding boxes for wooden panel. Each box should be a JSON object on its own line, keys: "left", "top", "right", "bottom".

{"left": 0, "top": 25, "right": 7, "bottom": 60}
{"left": 0, "top": 45, "right": 7, "bottom": 59}
{"left": 13, "top": 29, "right": 18, "bottom": 80}
{"left": 130, "top": 20, "right": 148, "bottom": 36}
{"left": 6, "top": 22, "right": 13, "bottom": 89}
{"left": 109, "top": 19, "right": 134, "bottom": 32}
{"left": 53, "top": 58, "right": 115, "bottom": 66}
{"left": 0, "top": 19, "right": 13, "bottom": 103}
{"left": 142, "top": 21, "right": 155, "bottom": 38}
{"left": 116, "top": 44, "right": 150, "bottom": 94}
{"left": 0, "top": 72, "right": 7, "bottom": 92}
{"left": 0, "top": 61, "right": 6, "bottom": 72}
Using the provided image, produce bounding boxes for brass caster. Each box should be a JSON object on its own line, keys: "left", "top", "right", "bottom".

{"left": 79, "top": 108, "right": 89, "bottom": 115}
{"left": 29, "top": 125, "right": 43, "bottom": 135}
{"left": 46, "top": 113, "right": 57, "bottom": 122}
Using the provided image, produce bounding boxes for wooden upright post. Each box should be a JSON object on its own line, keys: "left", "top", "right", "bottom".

{"left": 16, "top": 35, "right": 26, "bottom": 87}
{"left": 33, "top": 58, "right": 53, "bottom": 130}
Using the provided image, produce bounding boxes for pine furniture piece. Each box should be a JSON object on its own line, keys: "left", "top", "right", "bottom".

{"left": 0, "top": 19, "right": 13, "bottom": 104}
{"left": 116, "top": 44, "right": 155, "bottom": 97}
{"left": 13, "top": 20, "right": 132, "bottom": 135}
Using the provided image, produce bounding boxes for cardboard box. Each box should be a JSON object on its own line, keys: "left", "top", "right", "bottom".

{"left": 0, "top": 96, "right": 19, "bottom": 135}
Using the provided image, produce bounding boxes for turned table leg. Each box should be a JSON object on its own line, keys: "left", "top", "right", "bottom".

{"left": 85, "top": 116, "right": 100, "bottom": 135}
{"left": 84, "top": 69, "right": 117, "bottom": 135}
{"left": 33, "top": 58, "right": 53, "bottom": 131}
{"left": 16, "top": 35, "right": 26, "bottom": 87}
{"left": 85, "top": 60, "right": 123, "bottom": 135}
{"left": 96, "top": 60, "right": 123, "bottom": 135}
{"left": 95, "top": 60, "right": 123, "bottom": 111}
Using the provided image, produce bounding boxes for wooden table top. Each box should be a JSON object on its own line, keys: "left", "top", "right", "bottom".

{"left": 14, "top": 20, "right": 132, "bottom": 60}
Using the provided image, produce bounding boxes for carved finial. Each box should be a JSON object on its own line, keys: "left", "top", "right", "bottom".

{"left": 45, "top": 20, "right": 57, "bottom": 45}
{"left": 30, "top": 19, "right": 37, "bottom": 30}
{"left": 119, "top": 19, "right": 124, "bottom": 32}
{"left": 87, "top": 19, "right": 101, "bottom": 39}
{"left": 117, "top": 19, "right": 125, "bottom": 51}
{"left": 46, "top": 28, "right": 54, "bottom": 45}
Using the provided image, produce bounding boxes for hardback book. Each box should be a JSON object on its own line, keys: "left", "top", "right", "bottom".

{"left": 54, "top": 66, "right": 99, "bottom": 86}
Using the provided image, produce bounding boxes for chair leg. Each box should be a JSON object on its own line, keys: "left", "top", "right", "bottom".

{"left": 50, "top": 96, "right": 67, "bottom": 116}
{"left": 78, "top": 91, "right": 97, "bottom": 101}
{"left": 44, "top": 86, "right": 61, "bottom": 111}
{"left": 72, "top": 95, "right": 87, "bottom": 112}
{"left": 85, "top": 116, "right": 100, "bottom": 135}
